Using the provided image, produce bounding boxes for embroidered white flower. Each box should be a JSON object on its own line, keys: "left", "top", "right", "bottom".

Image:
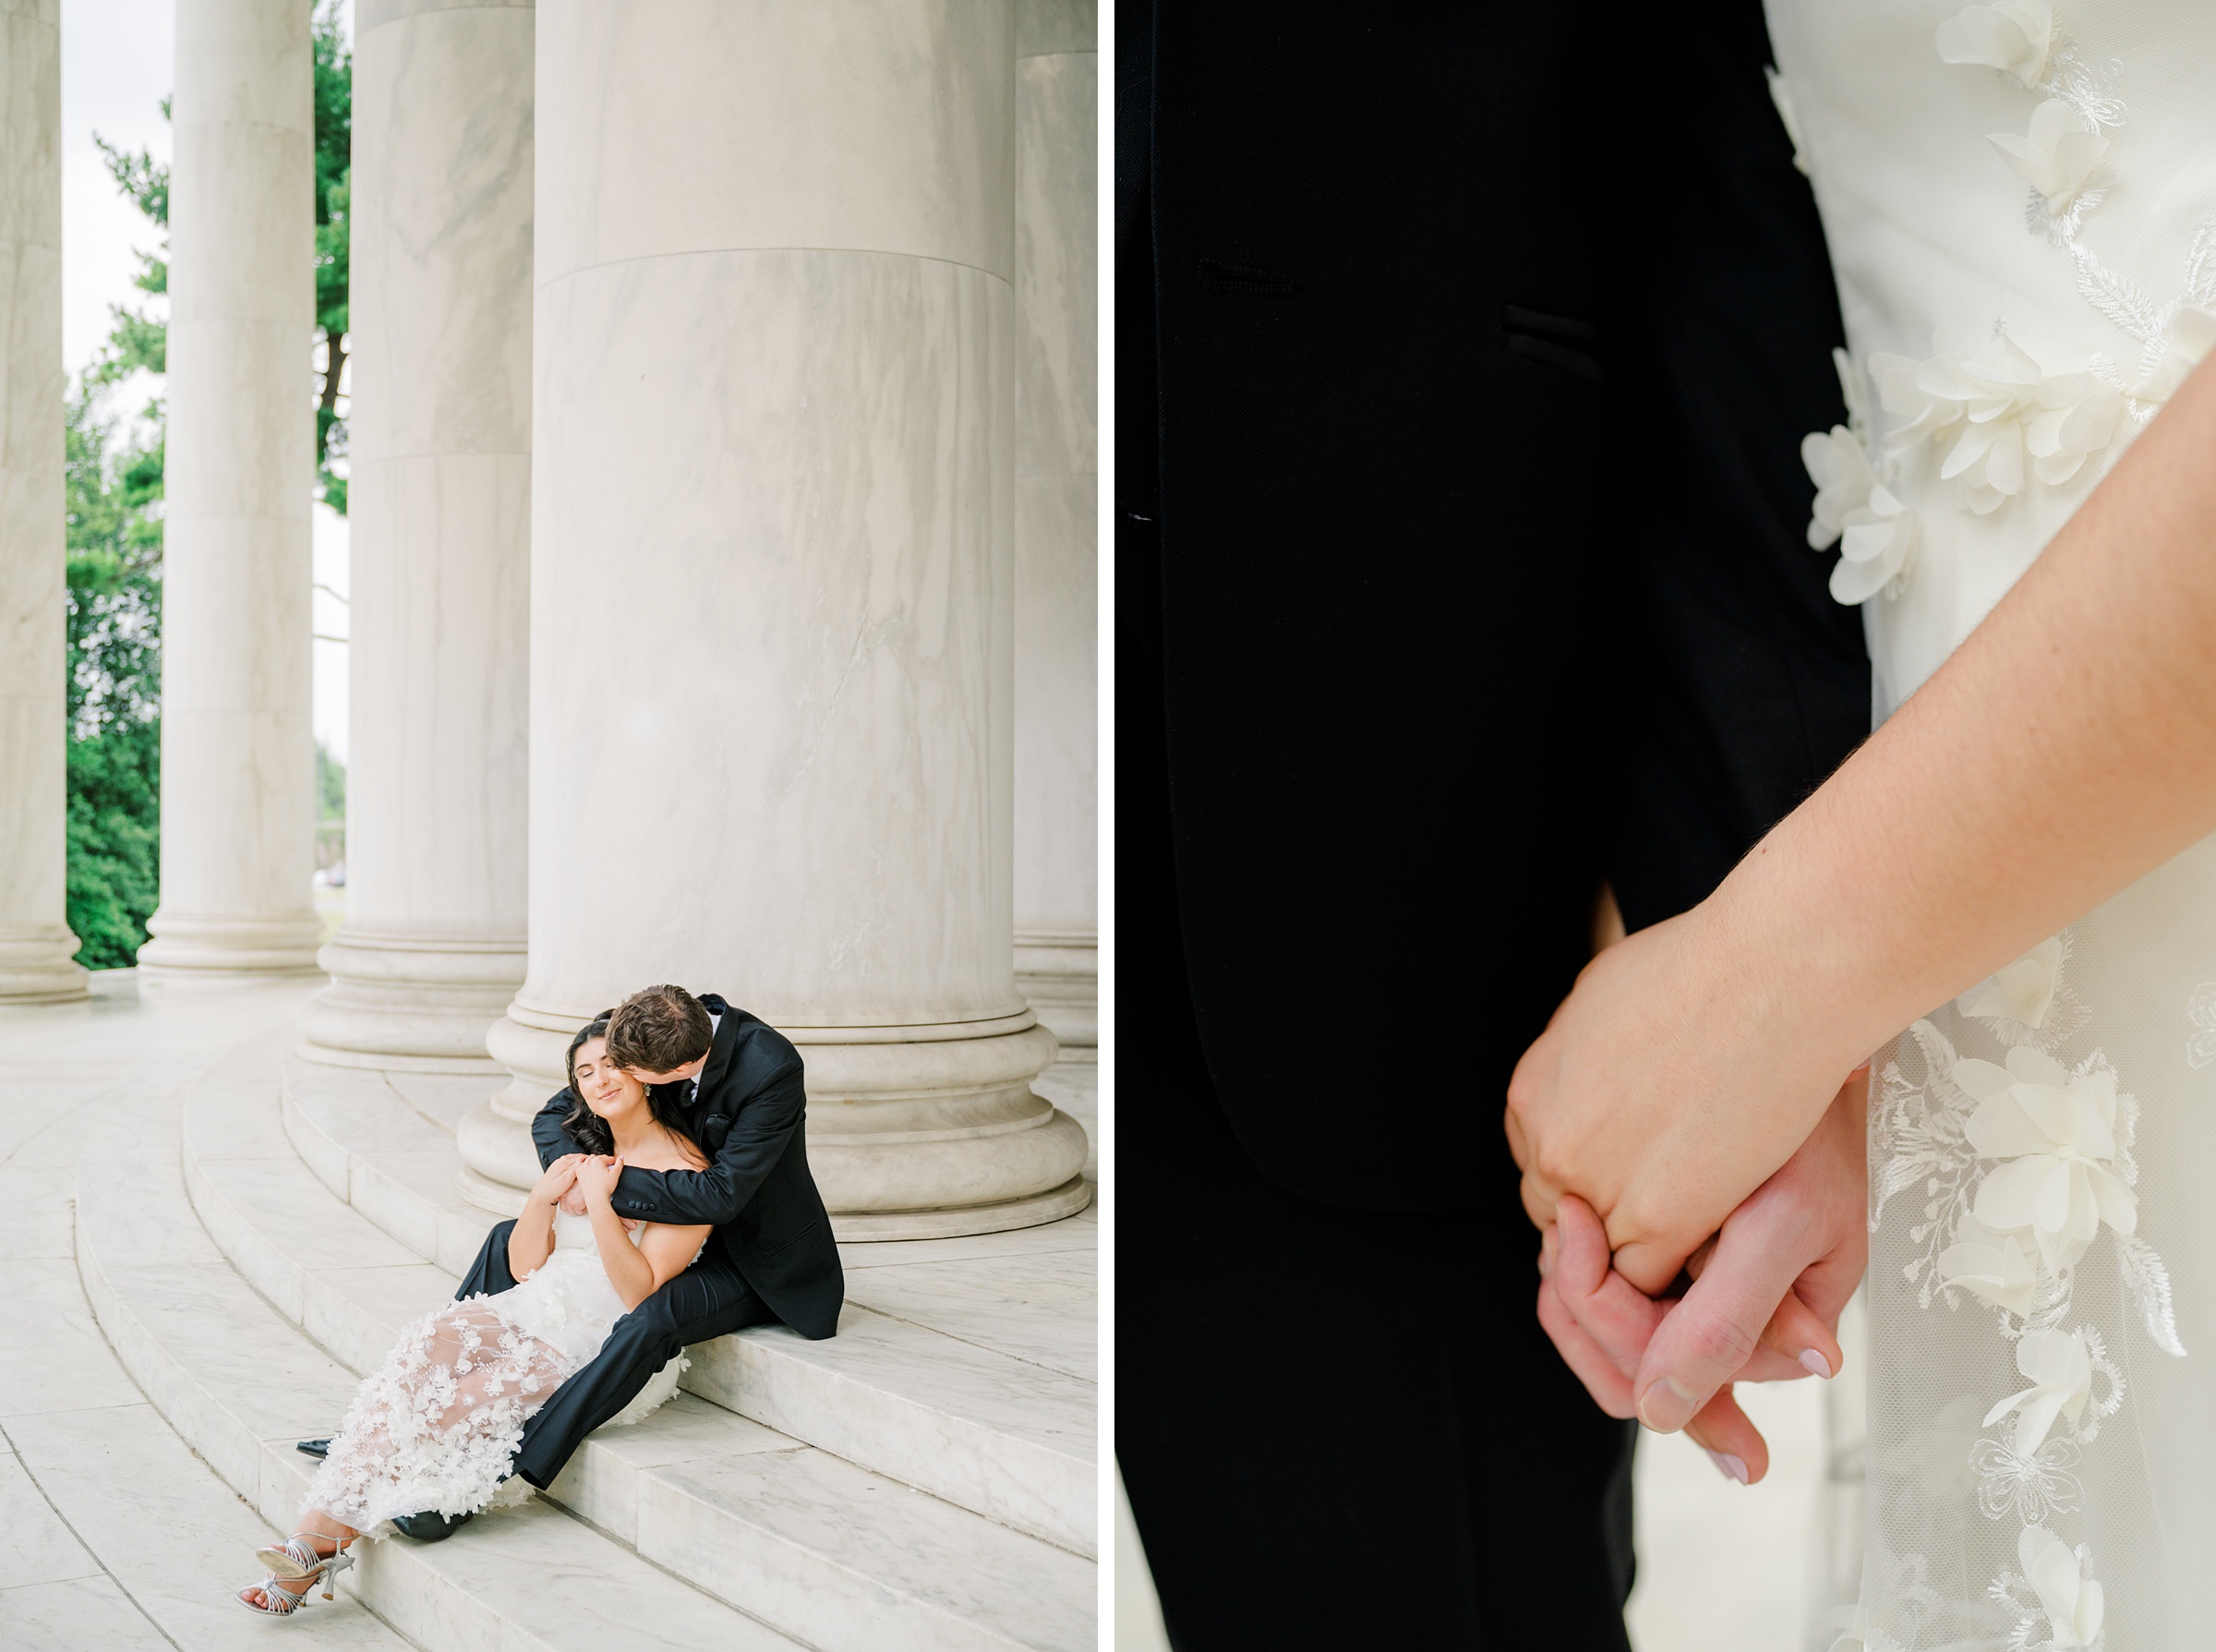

{"left": 1936, "top": 1211, "right": 2042, "bottom": 1314}
{"left": 1992, "top": 99, "right": 2107, "bottom": 212}
{"left": 1957, "top": 1046, "right": 2137, "bottom": 1272}
{"left": 2136, "top": 303, "right": 2216, "bottom": 404}
{"left": 1972, "top": 1432, "right": 2084, "bottom": 1523}
{"left": 1935, "top": 0, "right": 2053, "bottom": 88}
{"left": 2015, "top": 1525, "right": 2103, "bottom": 1649}
{"left": 1957, "top": 936, "right": 2065, "bottom": 1027}
{"left": 1800, "top": 425, "right": 1878, "bottom": 549}
{"left": 1830, "top": 485, "right": 1918, "bottom": 604}
{"left": 1870, "top": 336, "right": 2123, "bottom": 511}
{"left": 1983, "top": 1327, "right": 2093, "bottom": 1453}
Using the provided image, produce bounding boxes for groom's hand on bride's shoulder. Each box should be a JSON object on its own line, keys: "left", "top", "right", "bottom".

{"left": 1536, "top": 1071, "right": 1869, "bottom": 1482}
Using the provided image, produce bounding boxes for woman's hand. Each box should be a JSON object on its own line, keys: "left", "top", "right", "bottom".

{"left": 526, "top": 1153, "right": 583, "bottom": 1209}
{"left": 573, "top": 1153, "right": 624, "bottom": 1209}
{"left": 511, "top": 1155, "right": 582, "bottom": 1279}
{"left": 1512, "top": 357, "right": 2216, "bottom": 1296}
{"left": 1536, "top": 1069, "right": 1870, "bottom": 1478}
{"left": 1505, "top": 907, "right": 1867, "bottom": 1295}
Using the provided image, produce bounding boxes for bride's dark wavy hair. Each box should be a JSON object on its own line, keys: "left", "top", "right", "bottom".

{"left": 560, "top": 1012, "right": 706, "bottom": 1163}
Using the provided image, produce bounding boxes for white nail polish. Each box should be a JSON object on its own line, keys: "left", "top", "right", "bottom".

{"left": 1703, "top": 1448, "right": 1750, "bottom": 1485}
{"left": 1799, "top": 1348, "right": 1834, "bottom": 1379}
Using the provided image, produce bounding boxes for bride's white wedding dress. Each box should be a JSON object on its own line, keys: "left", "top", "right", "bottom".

{"left": 306, "top": 1211, "right": 687, "bottom": 1532}
{"left": 1766, "top": 3, "right": 2216, "bottom": 1646}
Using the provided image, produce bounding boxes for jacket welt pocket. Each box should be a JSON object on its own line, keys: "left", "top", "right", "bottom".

{"left": 1503, "top": 304, "right": 1602, "bottom": 382}
{"left": 759, "top": 1216, "right": 825, "bottom": 1258}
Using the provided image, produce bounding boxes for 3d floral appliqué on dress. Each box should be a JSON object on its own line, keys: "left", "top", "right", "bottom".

{"left": 306, "top": 1211, "right": 683, "bottom": 1533}
{"left": 1763, "top": 0, "right": 2216, "bottom": 1644}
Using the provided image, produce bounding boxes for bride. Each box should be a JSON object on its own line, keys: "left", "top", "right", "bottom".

{"left": 236, "top": 1014, "right": 709, "bottom": 1616}
{"left": 1510, "top": 1, "right": 2216, "bottom": 1646}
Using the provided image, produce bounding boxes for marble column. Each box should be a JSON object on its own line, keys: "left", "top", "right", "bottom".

{"left": 0, "top": 0, "right": 85, "bottom": 1004}
{"left": 1012, "top": 0, "right": 1096, "bottom": 1055}
{"left": 138, "top": 0, "right": 319, "bottom": 981}
{"left": 460, "top": 0, "right": 1090, "bottom": 1237}
{"left": 297, "top": 0, "right": 533, "bottom": 1071}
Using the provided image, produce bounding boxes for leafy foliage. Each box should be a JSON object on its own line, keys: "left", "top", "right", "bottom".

{"left": 64, "top": 387, "right": 164, "bottom": 967}
{"left": 317, "top": 742, "right": 347, "bottom": 822}
{"left": 313, "top": 0, "right": 352, "bottom": 513}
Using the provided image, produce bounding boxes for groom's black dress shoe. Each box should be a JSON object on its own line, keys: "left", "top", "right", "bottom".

{"left": 296, "top": 1438, "right": 330, "bottom": 1459}
{"left": 392, "top": 1510, "right": 474, "bottom": 1542}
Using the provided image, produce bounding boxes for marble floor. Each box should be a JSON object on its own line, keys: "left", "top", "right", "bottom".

{"left": 0, "top": 975, "right": 402, "bottom": 1650}
{"left": 0, "top": 976, "right": 1099, "bottom": 1650}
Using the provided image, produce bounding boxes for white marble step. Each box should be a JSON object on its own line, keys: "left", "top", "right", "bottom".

{"left": 0, "top": 1105, "right": 406, "bottom": 1649}
{"left": 74, "top": 1100, "right": 807, "bottom": 1652}
{"left": 184, "top": 1051, "right": 1095, "bottom": 1652}
{"left": 282, "top": 1043, "right": 1100, "bottom": 1555}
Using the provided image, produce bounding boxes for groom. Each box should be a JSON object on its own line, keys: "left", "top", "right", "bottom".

{"left": 300, "top": 983, "right": 844, "bottom": 1535}
{"left": 1119, "top": 0, "right": 1864, "bottom": 1644}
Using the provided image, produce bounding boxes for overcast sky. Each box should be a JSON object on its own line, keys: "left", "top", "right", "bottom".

{"left": 64, "top": 0, "right": 355, "bottom": 761}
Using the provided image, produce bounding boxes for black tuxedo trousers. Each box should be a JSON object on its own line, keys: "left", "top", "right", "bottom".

{"left": 1120, "top": 656, "right": 1637, "bottom": 1648}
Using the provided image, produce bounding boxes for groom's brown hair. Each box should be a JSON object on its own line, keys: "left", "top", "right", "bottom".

{"left": 606, "top": 983, "right": 714, "bottom": 1074}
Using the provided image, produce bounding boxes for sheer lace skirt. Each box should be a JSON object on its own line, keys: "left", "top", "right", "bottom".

{"left": 303, "top": 1294, "right": 582, "bottom": 1534}
{"left": 1855, "top": 838, "right": 2216, "bottom": 1649}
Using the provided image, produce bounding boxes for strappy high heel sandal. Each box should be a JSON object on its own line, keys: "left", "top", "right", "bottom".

{"left": 247, "top": 1531, "right": 355, "bottom": 1597}
{"left": 235, "top": 1573, "right": 316, "bottom": 1616}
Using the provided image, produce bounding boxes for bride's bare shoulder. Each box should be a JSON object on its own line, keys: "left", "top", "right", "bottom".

{"left": 624, "top": 1127, "right": 709, "bottom": 1175}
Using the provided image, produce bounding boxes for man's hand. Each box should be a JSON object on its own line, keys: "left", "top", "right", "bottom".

{"left": 1506, "top": 909, "right": 1867, "bottom": 1293}
{"left": 1535, "top": 1072, "right": 1869, "bottom": 1479}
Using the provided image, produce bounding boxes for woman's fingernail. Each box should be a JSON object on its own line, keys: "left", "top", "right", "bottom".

{"left": 1799, "top": 1348, "right": 1834, "bottom": 1379}
{"left": 1637, "top": 1377, "right": 1700, "bottom": 1433}
{"left": 1703, "top": 1449, "right": 1750, "bottom": 1485}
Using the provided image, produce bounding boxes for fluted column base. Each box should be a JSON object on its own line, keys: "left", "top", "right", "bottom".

{"left": 1015, "top": 928, "right": 1095, "bottom": 1056}
{"left": 0, "top": 931, "right": 89, "bottom": 1004}
{"left": 460, "top": 1000, "right": 1092, "bottom": 1237}
{"left": 297, "top": 927, "right": 525, "bottom": 1073}
{"left": 137, "top": 911, "right": 325, "bottom": 982}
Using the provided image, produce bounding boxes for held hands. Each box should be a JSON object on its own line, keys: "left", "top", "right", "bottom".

{"left": 1505, "top": 908, "right": 1865, "bottom": 1294}
{"left": 1535, "top": 1071, "right": 1870, "bottom": 1481}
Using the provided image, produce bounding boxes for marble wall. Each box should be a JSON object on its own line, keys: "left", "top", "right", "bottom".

{"left": 465, "top": 0, "right": 1087, "bottom": 1236}
{"left": 138, "top": 0, "right": 321, "bottom": 980}
{"left": 1012, "top": 0, "right": 1097, "bottom": 1053}
{"left": 0, "top": 0, "right": 84, "bottom": 1002}
{"left": 300, "top": 0, "right": 534, "bottom": 1069}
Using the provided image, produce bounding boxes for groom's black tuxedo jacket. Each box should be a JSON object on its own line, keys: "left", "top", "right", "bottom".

{"left": 1122, "top": 2, "right": 1869, "bottom": 1646}
{"left": 1134, "top": 4, "right": 1869, "bottom": 1212}
{"left": 531, "top": 994, "right": 843, "bottom": 1341}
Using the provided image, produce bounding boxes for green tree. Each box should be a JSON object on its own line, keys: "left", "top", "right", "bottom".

{"left": 312, "top": 1, "right": 352, "bottom": 512}
{"left": 63, "top": 387, "right": 165, "bottom": 967}
{"left": 316, "top": 742, "right": 346, "bottom": 821}
{"left": 65, "top": 10, "right": 352, "bottom": 966}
